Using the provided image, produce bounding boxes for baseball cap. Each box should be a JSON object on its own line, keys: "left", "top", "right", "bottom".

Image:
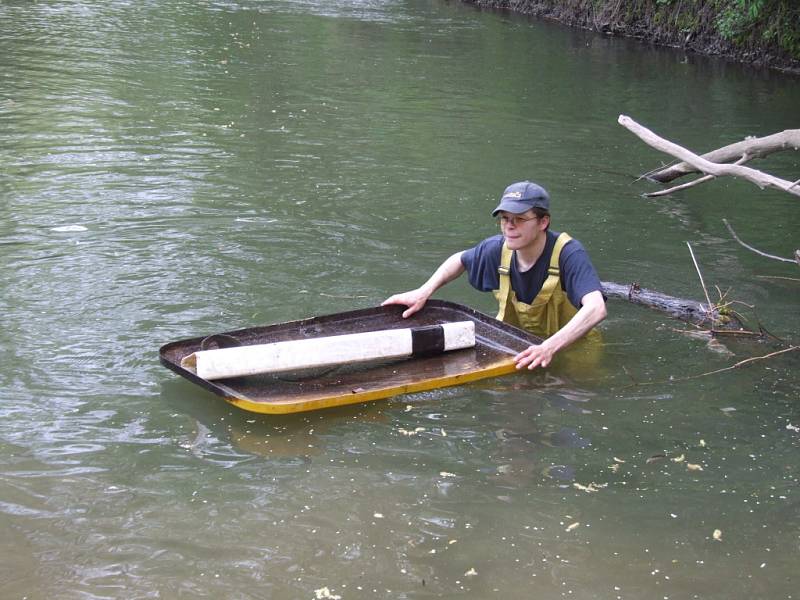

{"left": 491, "top": 181, "right": 550, "bottom": 216}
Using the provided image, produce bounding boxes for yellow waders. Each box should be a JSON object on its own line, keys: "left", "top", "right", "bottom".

{"left": 493, "top": 232, "right": 601, "bottom": 343}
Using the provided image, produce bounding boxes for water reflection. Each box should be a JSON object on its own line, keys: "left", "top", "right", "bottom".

{"left": 161, "top": 378, "right": 392, "bottom": 460}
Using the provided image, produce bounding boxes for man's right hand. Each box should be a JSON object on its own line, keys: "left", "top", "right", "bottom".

{"left": 381, "top": 288, "right": 430, "bottom": 319}
{"left": 381, "top": 251, "right": 466, "bottom": 319}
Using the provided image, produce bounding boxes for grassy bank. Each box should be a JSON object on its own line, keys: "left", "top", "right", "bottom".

{"left": 463, "top": 0, "right": 800, "bottom": 74}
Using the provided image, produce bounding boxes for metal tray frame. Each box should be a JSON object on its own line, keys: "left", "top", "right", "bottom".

{"left": 159, "top": 300, "right": 541, "bottom": 414}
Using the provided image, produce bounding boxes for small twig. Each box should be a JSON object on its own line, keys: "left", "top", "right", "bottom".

{"left": 684, "top": 346, "right": 798, "bottom": 380}
{"left": 723, "top": 218, "right": 797, "bottom": 264}
{"left": 686, "top": 242, "right": 715, "bottom": 317}
{"left": 319, "top": 292, "right": 368, "bottom": 299}
{"left": 749, "top": 306, "right": 784, "bottom": 342}
{"left": 725, "top": 299, "right": 756, "bottom": 310}
{"left": 636, "top": 159, "right": 682, "bottom": 183}
{"left": 629, "top": 346, "right": 799, "bottom": 387}
{"left": 756, "top": 275, "right": 800, "bottom": 282}
{"left": 645, "top": 174, "right": 715, "bottom": 197}
{"left": 621, "top": 365, "right": 637, "bottom": 384}
{"left": 710, "top": 329, "right": 763, "bottom": 338}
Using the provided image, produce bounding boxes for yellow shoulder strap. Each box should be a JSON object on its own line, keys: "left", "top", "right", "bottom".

{"left": 534, "top": 232, "right": 573, "bottom": 304}
{"left": 495, "top": 242, "right": 513, "bottom": 321}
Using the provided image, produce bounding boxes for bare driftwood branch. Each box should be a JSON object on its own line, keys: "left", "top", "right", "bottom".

{"left": 723, "top": 218, "right": 800, "bottom": 266}
{"left": 647, "top": 129, "right": 800, "bottom": 184}
{"left": 618, "top": 115, "right": 800, "bottom": 198}
{"left": 646, "top": 156, "right": 748, "bottom": 198}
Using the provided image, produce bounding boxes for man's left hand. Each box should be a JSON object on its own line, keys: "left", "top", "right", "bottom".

{"left": 514, "top": 342, "right": 555, "bottom": 370}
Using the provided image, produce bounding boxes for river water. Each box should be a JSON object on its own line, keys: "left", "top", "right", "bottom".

{"left": 1, "top": 1, "right": 799, "bottom": 598}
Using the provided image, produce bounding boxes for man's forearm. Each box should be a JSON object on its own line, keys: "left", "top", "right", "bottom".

{"left": 541, "top": 290, "right": 606, "bottom": 353}
{"left": 419, "top": 252, "right": 465, "bottom": 297}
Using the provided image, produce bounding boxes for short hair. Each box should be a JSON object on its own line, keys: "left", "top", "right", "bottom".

{"left": 532, "top": 207, "right": 549, "bottom": 219}
{"left": 532, "top": 207, "right": 550, "bottom": 229}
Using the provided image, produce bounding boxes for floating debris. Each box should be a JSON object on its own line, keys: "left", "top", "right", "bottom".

{"left": 439, "top": 471, "right": 456, "bottom": 478}
{"left": 687, "top": 463, "right": 704, "bottom": 471}
{"left": 51, "top": 224, "right": 87, "bottom": 232}
{"left": 373, "top": 512, "right": 384, "bottom": 519}
{"left": 398, "top": 427, "right": 426, "bottom": 437}
{"left": 671, "top": 454, "right": 686, "bottom": 463}
{"left": 713, "top": 529, "right": 722, "bottom": 541}
{"left": 706, "top": 337, "right": 735, "bottom": 356}
{"left": 573, "top": 482, "right": 605, "bottom": 493}
{"left": 464, "top": 568, "right": 478, "bottom": 577}
{"left": 565, "top": 522, "right": 580, "bottom": 532}
{"left": 314, "top": 587, "right": 341, "bottom": 600}
{"left": 646, "top": 454, "right": 667, "bottom": 464}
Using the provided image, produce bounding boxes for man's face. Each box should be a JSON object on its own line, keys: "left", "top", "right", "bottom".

{"left": 498, "top": 210, "right": 548, "bottom": 250}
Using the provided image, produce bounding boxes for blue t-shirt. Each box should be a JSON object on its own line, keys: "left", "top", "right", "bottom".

{"left": 460, "top": 231, "right": 602, "bottom": 308}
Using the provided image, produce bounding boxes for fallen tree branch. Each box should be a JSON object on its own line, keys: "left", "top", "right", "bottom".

{"left": 618, "top": 115, "right": 800, "bottom": 198}
{"left": 723, "top": 218, "right": 800, "bottom": 265}
{"left": 601, "top": 281, "right": 745, "bottom": 329}
{"left": 647, "top": 129, "right": 800, "bottom": 183}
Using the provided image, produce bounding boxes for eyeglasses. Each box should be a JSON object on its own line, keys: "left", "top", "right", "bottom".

{"left": 497, "top": 214, "right": 538, "bottom": 227}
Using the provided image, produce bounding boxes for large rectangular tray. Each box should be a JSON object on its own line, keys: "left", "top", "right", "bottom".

{"left": 159, "top": 300, "right": 540, "bottom": 414}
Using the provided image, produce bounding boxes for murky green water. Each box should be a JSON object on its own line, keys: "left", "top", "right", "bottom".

{"left": 1, "top": 1, "right": 799, "bottom": 598}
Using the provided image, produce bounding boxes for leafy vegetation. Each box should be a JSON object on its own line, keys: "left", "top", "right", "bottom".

{"left": 715, "top": 0, "right": 800, "bottom": 60}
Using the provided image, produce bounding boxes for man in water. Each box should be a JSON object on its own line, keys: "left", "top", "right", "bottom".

{"left": 382, "top": 181, "right": 606, "bottom": 370}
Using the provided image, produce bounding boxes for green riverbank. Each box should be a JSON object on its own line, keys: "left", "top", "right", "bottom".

{"left": 463, "top": 0, "right": 800, "bottom": 74}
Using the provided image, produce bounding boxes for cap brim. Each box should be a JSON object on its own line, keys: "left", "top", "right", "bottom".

{"left": 491, "top": 200, "right": 534, "bottom": 216}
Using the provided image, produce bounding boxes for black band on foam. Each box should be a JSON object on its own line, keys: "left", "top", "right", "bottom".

{"left": 410, "top": 324, "right": 445, "bottom": 358}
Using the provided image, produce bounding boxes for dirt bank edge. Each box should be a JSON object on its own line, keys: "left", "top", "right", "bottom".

{"left": 461, "top": 0, "right": 800, "bottom": 76}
